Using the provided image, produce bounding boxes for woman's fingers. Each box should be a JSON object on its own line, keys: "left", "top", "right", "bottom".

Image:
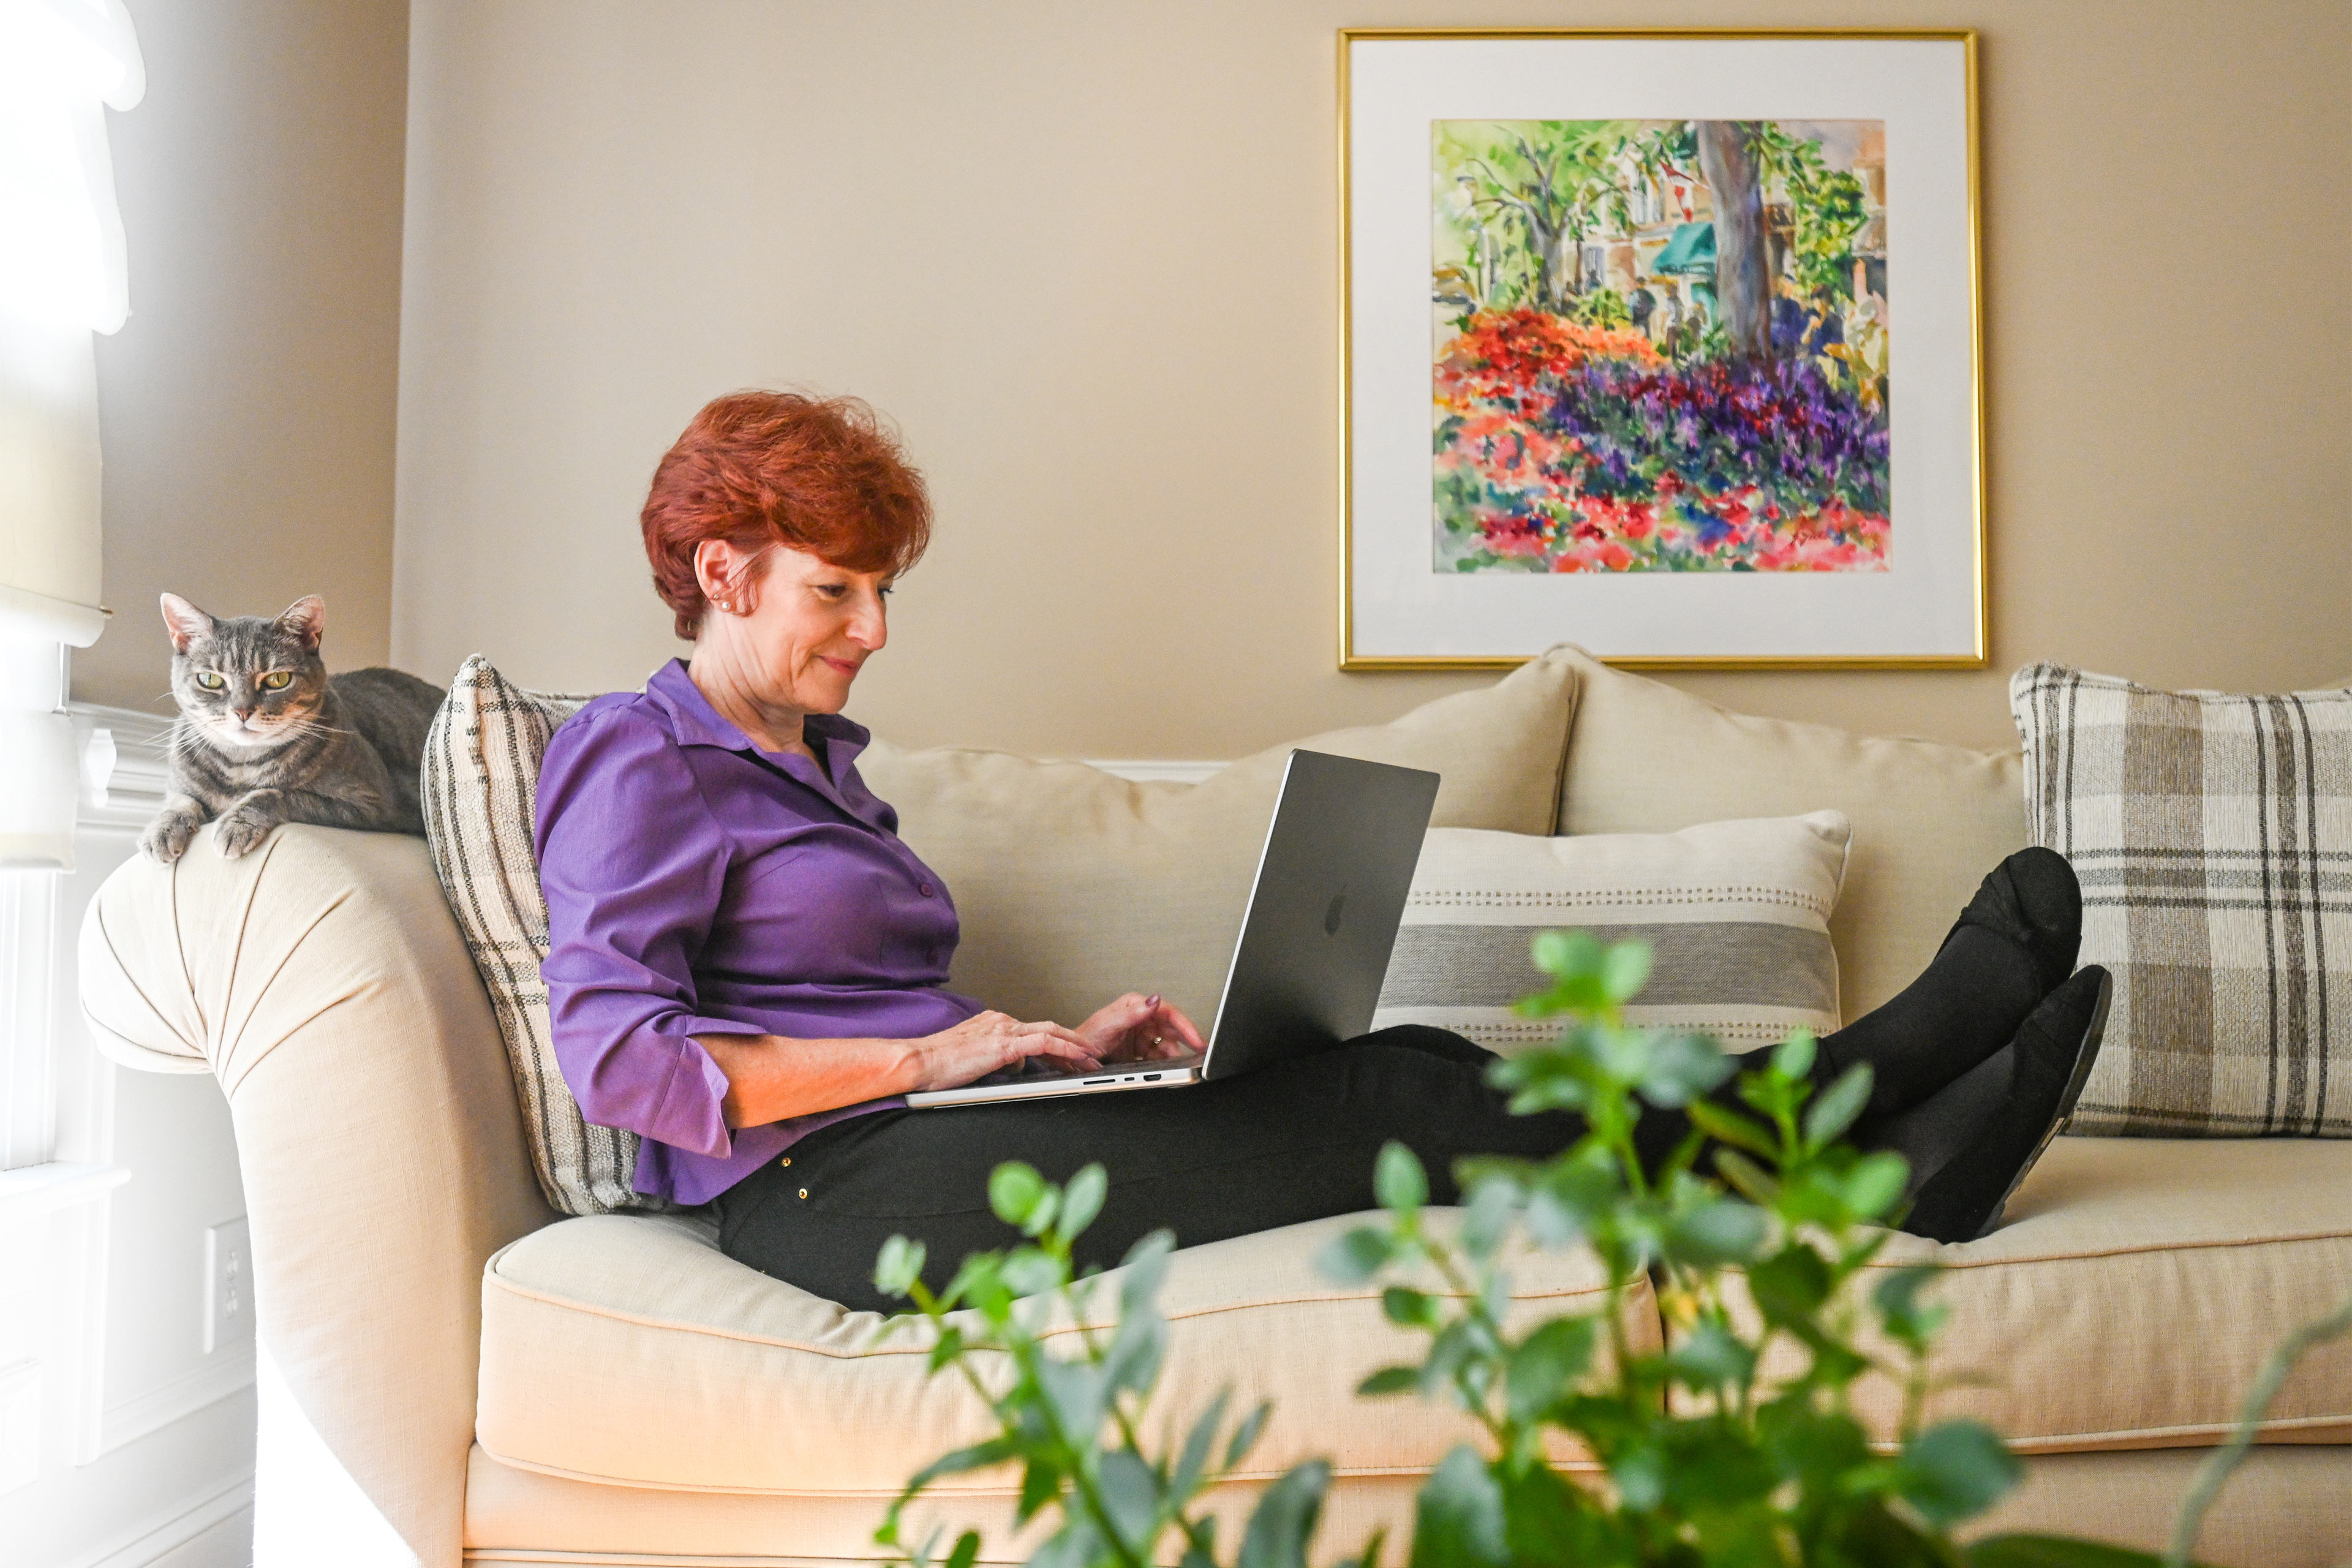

{"left": 1014, "top": 1018, "right": 1094, "bottom": 1049}
{"left": 1007, "top": 1018, "right": 1100, "bottom": 1069}
{"left": 1156, "top": 1001, "right": 1208, "bottom": 1054}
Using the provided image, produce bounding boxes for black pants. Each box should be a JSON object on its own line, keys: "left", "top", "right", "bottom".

{"left": 715, "top": 1025, "right": 1716, "bottom": 1313}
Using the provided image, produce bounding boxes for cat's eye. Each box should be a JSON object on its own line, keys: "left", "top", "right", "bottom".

{"left": 194, "top": 672, "right": 225, "bottom": 690}
{"left": 260, "top": 671, "right": 294, "bottom": 691}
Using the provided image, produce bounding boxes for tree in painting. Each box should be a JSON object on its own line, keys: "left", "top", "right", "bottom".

{"left": 1433, "top": 119, "right": 1890, "bottom": 574}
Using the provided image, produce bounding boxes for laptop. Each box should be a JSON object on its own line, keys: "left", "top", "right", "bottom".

{"left": 905, "top": 749, "right": 1441, "bottom": 1108}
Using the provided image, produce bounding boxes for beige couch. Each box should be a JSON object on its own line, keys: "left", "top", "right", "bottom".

{"left": 77, "top": 649, "right": 2352, "bottom": 1568}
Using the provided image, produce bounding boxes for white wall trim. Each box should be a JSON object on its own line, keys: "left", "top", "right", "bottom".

{"left": 0, "top": 1357, "right": 39, "bottom": 1498}
{"left": 1084, "top": 759, "right": 1227, "bottom": 784}
{"left": 70, "top": 703, "right": 175, "bottom": 831}
{"left": 94, "top": 1341, "right": 257, "bottom": 1461}
{"left": 69, "top": 1464, "right": 255, "bottom": 1568}
{"left": 0, "top": 1161, "right": 131, "bottom": 1227}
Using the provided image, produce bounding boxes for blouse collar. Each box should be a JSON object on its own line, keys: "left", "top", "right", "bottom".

{"left": 644, "top": 658, "right": 872, "bottom": 770}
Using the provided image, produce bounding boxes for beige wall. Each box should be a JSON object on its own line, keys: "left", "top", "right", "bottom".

{"left": 77, "top": 0, "right": 409, "bottom": 713}
{"left": 393, "top": 0, "right": 2350, "bottom": 760}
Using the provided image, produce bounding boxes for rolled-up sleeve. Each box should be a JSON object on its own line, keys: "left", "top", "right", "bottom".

{"left": 535, "top": 707, "right": 757, "bottom": 1159}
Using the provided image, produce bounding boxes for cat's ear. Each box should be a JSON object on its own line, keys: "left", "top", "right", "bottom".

{"left": 276, "top": 595, "right": 326, "bottom": 654}
{"left": 159, "top": 593, "right": 213, "bottom": 654}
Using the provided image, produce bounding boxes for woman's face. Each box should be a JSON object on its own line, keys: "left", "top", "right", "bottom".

{"left": 699, "top": 541, "right": 891, "bottom": 715}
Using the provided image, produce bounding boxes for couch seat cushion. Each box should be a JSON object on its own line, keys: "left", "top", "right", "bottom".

{"left": 476, "top": 1207, "right": 1657, "bottom": 1495}
{"left": 1788, "top": 1136, "right": 2352, "bottom": 1451}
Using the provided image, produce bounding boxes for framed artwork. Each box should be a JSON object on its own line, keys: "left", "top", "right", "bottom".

{"left": 1340, "top": 29, "right": 1985, "bottom": 669}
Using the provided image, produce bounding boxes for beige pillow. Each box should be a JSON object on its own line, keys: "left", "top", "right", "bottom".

{"left": 861, "top": 649, "right": 1580, "bottom": 1027}
{"left": 1371, "top": 816, "right": 1849, "bottom": 1052}
{"left": 1551, "top": 646, "right": 2024, "bottom": 1022}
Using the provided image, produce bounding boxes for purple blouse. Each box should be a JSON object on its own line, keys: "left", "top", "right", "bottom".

{"left": 535, "top": 659, "right": 981, "bottom": 1204}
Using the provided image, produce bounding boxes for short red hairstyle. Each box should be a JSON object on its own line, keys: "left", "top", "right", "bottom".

{"left": 641, "top": 391, "right": 932, "bottom": 638}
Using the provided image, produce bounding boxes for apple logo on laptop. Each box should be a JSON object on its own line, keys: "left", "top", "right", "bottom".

{"left": 1324, "top": 888, "right": 1347, "bottom": 936}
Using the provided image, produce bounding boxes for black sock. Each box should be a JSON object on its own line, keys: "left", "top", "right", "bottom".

{"left": 1858, "top": 1043, "right": 2017, "bottom": 1197}
{"left": 1894, "top": 966, "right": 2113, "bottom": 1244}
{"left": 1821, "top": 848, "right": 2082, "bottom": 1117}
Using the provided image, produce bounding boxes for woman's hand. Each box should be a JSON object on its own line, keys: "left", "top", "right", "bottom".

{"left": 902, "top": 1011, "right": 1104, "bottom": 1092}
{"left": 1077, "top": 993, "right": 1207, "bottom": 1065}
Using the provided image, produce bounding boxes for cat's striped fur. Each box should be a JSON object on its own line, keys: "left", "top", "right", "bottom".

{"left": 143, "top": 594, "right": 444, "bottom": 863}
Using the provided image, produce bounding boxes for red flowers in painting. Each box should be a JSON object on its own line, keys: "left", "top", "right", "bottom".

{"left": 1434, "top": 309, "right": 1891, "bottom": 575}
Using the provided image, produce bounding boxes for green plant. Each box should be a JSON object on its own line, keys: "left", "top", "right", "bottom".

{"left": 875, "top": 933, "right": 2321, "bottom": 1568}
{"left": 1324, "top": 930, "right": 2008, "bottom": 1566}
{"left": 870, "top": 1163, "right": 1356, "bottom": 1568}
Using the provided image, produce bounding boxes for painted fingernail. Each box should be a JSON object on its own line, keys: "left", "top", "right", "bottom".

{"left": 1147, "top": 994, "right": 1160, "bottom": 1007}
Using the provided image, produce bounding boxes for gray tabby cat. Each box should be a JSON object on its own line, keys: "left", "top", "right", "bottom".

{"left": 143, "top": 594, "right": 445, "bottom": 864}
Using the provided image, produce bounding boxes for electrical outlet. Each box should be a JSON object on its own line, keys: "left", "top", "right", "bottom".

{"left": 203, "top": 1216, "right": 254, "bottom": 1354}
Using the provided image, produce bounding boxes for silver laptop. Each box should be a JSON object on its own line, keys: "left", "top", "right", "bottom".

{"left": 905, "top": 749, "right": 1441, "bottom": 1108}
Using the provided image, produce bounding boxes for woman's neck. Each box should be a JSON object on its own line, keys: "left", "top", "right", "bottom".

{"left": 687, "top": 639, "right": 817, "bottom": 761}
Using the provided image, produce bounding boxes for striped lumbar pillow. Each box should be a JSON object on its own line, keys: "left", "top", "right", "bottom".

{"left": 421, "top": 656, "right": 667, "bottom": 1215}
{"left": 2011, "top": 663, "right": 2352, "bottom": 1137}
{"left": 1372, "top": 814, "right": 1850, "bottom": 1052}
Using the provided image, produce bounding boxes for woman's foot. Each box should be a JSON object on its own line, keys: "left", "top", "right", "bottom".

{"left": 1949, "top": 845, "right": 2082, "bottom": 998}
{"left": 1822, "top": 847, "right": 2083, "bottom": 1118}
{"left": 1898, "top": 965, "right": 2113, "bottom": 1245}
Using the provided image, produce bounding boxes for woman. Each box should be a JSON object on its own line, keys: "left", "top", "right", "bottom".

{"left": 538, "top": 391, "right": 2108, "bottom": 1314}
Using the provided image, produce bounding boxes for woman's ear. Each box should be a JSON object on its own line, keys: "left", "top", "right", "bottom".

{"left": 693, "top": 540, "right": 766, "bottom": 614}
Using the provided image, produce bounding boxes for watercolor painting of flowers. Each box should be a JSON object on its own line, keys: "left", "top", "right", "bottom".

{"left": 1431, "top": 119, "right": 1891, "bottom": 576}
{"left": 1342, "top": 31, "right": 1983, "bottom": 667}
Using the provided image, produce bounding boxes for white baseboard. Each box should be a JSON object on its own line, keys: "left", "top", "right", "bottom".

{"left": 93, "top": 1341, "right": 256, "bottom": 1460}
{"left": 70, "top": 1465, "right": 255, "bottom": 1568}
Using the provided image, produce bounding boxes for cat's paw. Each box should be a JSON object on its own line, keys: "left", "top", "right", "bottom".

{"left": 141, "top": 805, "right": 206, "bottom": 863}
{"left": 213, "top": 807, "right": 279, "bottom": 859}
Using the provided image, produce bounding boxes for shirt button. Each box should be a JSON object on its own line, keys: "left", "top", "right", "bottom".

{"left": 918, "top": 881, "right": 935, "bottom": 897}
{"left": 779, "top": 1156, "right": 791, "bottom": 1167}
{"left": 797, "top": 1188, "right": 810, "bottom": 1200}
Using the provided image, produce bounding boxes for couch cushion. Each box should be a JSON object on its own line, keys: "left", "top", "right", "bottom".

{"left": 459, "top": 1444, "right": 2352, "bottom": 1568}
{"left": 1553, "top": 646, "right": 2026, "bottom": 1020}
{"left": 1370, "top": 815, "right": 1850, "bottom": 1052}
{"left": 420, "top": 655, "right": 657, "bottom": 1216}
{"left": 1754, "top": 1136, "right": 2352, "bottom": 1452}
{"left": 861, "top": 649, "right": 1579, "bottom": 1027}
{"left": 462, "top": 1442, "right": 1437, "bottom": 1565}
{"left": 2010, "top": 663, "right": 2352, "bottom": 1137}
{"left": 475, "top": 1206, "right": 1657, "bottom": 1496}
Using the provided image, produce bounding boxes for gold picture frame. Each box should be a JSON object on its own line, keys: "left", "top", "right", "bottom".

{"left": 1338, "top": 29, "right": 1985, "bottom": 671}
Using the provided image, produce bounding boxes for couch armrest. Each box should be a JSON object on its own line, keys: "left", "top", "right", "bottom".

{"left": 79, "top": 826, "right": 557, "bottom": 1568}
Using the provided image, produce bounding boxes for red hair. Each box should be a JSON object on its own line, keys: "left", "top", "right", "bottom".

{"left": 640, "top": 391, "right": 932, "bottom": 638}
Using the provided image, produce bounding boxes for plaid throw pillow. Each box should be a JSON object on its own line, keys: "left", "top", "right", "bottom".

{"left": 1370, "top": 815, "right": 1850, "bottom": 1052}
{"left": 2011, "top": 663, "right": 2352, "bottom": 1136}
{"left": 421, "top": 657, "right": 668, "bottom": 1215}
